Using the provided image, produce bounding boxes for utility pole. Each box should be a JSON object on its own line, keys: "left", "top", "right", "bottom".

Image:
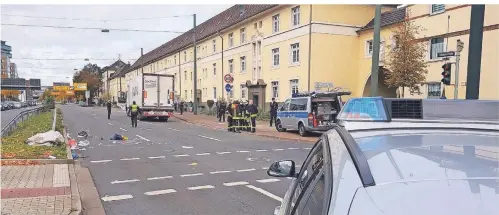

{"left": 454, "top": 39, "right": 464, "bottom": 99}
{"left": 370, "top": 5, "right": 382, "bottom": 97}
{"left": 193, "top": 14, "right": 198, "bottom": 115}
{"left": 465, "top": 5, "right": 485, "bottom": 100}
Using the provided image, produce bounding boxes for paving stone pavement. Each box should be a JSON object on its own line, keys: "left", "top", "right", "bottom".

{"left": 1, "top": 164, "right": 75, "bottom": 215}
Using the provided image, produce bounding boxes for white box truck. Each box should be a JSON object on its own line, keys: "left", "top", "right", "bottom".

{"left": 127, "top": 73, "right": 175, "bottom": 121}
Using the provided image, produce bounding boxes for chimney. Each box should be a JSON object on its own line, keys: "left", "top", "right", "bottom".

{"left": 239, "top": 5, "right": 245, "bottom": 17}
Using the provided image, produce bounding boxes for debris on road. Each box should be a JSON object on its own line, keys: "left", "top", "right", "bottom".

{"left": 78, "top": 140, "right": 90, "bottom": 147}
{"left": 77, "top": 131, "right": 88, "bottom": 138}
{"left": 110, "top": 134, "right": 128, "bottom": 140}
{"left": 26, "top": 130, "right": 64, "bottom": 146}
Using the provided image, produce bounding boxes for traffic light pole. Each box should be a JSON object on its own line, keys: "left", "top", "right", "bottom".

{"left": 453, "top": 40, "right": 464, "bottom": 99}
{"left": 370, "top": 5, "right": 382, "bottom": 97}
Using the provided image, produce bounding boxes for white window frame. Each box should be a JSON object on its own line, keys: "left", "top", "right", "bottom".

{"left": 213, "top": 63, "right": 217, "bottom": 79}
{"left": 240, "top": 28, "right": 246, "bottom": 44}
{"left": 228, "top": 33, "right": 234, "bottom": 48}
{"left": 212, "top": 40, "right": 216, "bottom": 53}
{"left": 240, "top": 83, "right": 247, "bottom": 99}
{"left": 272, "top": 48, "right": 280, "bottom": 67}
{"left": 290, "top": 43, "right": 300, "bottom": 65}
{"left": 240, "top": 56, "right": 246, "bottom": 73}
{"left": 213, "top": 87, "right": 217, "bottom": 99}
{"left": 427, "top": 82, "right": 441, "bottom": 98}
{"left": 429, "top": 37, "right": 446, "bottom": 60}
{"left": 272, "top": 14, "right": 280, "bottom": 33}
{"left": 366, "top": 40, "right": 373, "bottom": 56}
{"left": 290, "top": 79, "right": 299, "bottom": 95}
{"left": 430, "top": 4, "right": 445, "bottom": 15}
{"left": 228, "top": 59, "right": 234, "bottom": 73}
{"left": 291, "top": 6, "right": 300, "bottom": 26}
{"left": 271, "top": 81, "right": 279, "bottom": 98}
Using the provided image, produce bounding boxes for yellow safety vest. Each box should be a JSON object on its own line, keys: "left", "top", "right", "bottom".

{"left": 131, "top": 104, "right": 138, "bottom": 112}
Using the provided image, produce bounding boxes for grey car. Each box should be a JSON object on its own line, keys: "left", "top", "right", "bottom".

{"left": 268, "top": 97, "right": 499, "bottom": 215}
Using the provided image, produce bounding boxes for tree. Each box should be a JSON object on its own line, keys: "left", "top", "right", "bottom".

{"left": 384, "top": 8, "right": 428, "bottom": 98}
{"left": 73, "top": 65, "right": 102, "bottom": 101}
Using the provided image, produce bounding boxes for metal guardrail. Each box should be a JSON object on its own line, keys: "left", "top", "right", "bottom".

{"left": 1, "top": 106, "right": 47, "bottom": 138}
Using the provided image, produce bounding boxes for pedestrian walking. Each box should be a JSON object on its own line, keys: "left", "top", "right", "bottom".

{"left": 127, "top": 101, "right": 141, "bottom": 128}
{"left": 269, "top": 98, "right": 278, "bottom": 127}
{"left": 180, "top": 101, "right": 184, "bottom": 115}
{"left": 247, "top": 100, "right": 258, "bottom": 133}
{"left": 106, "top": 100, "right": 112, "bottom": 119}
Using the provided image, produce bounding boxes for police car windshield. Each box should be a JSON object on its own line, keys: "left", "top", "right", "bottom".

{"left": 351, "top": 131, "right": 499, "bottom": 185}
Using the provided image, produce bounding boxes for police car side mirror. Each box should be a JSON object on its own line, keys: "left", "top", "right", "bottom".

{"left": 268, "top": 160, "right": 295, "bottom": 177}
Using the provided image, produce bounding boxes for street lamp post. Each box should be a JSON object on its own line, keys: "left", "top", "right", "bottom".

{"left": 193, "top": 14, "right": 198, "bottom": 115}
{"left": 218, "top": 31, "right": 224, "bottom": 100}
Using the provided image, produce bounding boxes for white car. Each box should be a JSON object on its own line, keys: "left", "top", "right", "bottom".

{"left": 13, "top": 102, "right": 22, "bottom": 108}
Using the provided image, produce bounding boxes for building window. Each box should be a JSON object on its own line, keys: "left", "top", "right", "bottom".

{"left": 254, "top": 23, "right": 257, "bottom": 29}
{"left": 292, "top": 6, "right": 300, "bottom": 26}
{"left": 240, "top": 56, "right": 246, "bottom": 72}
{"left": 184, "top": 90, "right": 187, "bottom": 99}
{"left": 212, "top": 40, "right": 216, "bottom": 53}
{"left": 190, "top": 72, "right": 193, "bottom": 82}
{"left": 430, "top": 37, "right": 445, "bottom": 60}
{"left": 290, "top": 79, "right": 299, "bottom": 95}
{"left": 174, "top": 56, "right": 177, "bottom": 65}
{"left": 272, "top": 48, "right": 280, "bottom": 67}
{"left": 272, "top": 14, "right": 280, "bottom": 33}
{"left": 184, "top": 51, "right": 187, "bottom": 62}
{"left": 431, "top": 4, "right": 445, "bottom": 14}
{"left": 184, "top": 71, "right": 187, "bottom": 81}
{"left": 259, "top": 21, "right": 262, "bottom": 28}
{"left": 240, "top": 84, "right": 247, "bottom": 99}
{"left": 427, "top": 83, "right": 441, "bottom": 98}
{"left": 290, "top": 43, "right": 300, "bottom": 64}
{"left": 228, "top": 33, "right": 234, "bottom": 48}
{"left": 271, "top": 81, "right": 279, "bottom": 98}
{"left": 366, "top": 40, "right": 373, "bottom": 56}
{"left": 213, "top": 87, "right": 217, "bottom": 99}
{"left": 213, "top": 63, "right": 216, "bottom": 79}
{"left": 240, "top": 28, "right": 246, "bottom": 44}
{"left": 229, "top": 59, "right": 234, "bottom": 73}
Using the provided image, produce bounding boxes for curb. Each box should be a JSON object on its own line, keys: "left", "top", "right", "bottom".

{"left": 63, "top": 114, "right": 83, "bottom": 215}
{"left": 0, "top": 159, "right": 75, "bottom": 164}
{"left": 173, "top": 115, "right": 315, "bottom": 143}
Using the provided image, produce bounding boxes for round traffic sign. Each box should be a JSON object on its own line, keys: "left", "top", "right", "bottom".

{"left": 224, "top": 74, "right": 234, "bottom": 84}
{"left": 225, "top": 84, "right": 232, "bottom": 92}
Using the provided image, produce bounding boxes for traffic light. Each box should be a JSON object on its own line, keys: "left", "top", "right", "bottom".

{"left": 441, "top": 63, "right": 452, "bottom": 85}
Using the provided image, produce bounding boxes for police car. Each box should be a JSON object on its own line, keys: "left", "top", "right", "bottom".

{"left": 267, "top": 97, "right": 499, "bottom": 215}
{"left": 276, "top": 91, "right": 351, "bottom": 136}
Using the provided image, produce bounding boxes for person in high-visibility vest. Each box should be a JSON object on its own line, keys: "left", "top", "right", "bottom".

{"left": 127, "top": 101, "right": 141, "bottom": 128}
{"left": 247, "top": 100, "right": 259, "bottom": 133}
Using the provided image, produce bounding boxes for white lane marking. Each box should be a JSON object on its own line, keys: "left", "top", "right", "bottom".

{"left": 237, "top": 168, "right": 256, "bottom": 172}
{"left": 173, "top": 154, "right": 189, "bottom": 157}
{"left": 197, "top": 135, "right": 221, "bottom": 141}
{"left": 147, "top": 176, "right": 173, "bottom": 180}
{"left": 237, "top": 150, "right": 250, "bottom": 153}
{"left": 288, "top": 147, "right": 299, "bottom": 150}
{"left": 216, "top": 152, "right": 231, "bottom": 155}
{"left": 273, "top": 149, "right": 284, "bottom": 151}
{"left": 262, "top": 167, "right": 268, "bottom": 170}
{"left": 120, "top": 158, "right": 140, "bottom": 161}
{"left": 148, "top": 156, "right": 166, "bottom": 159}
{"left": 180, "top": 173, "right": 204, "bottom": 177}
{"left": 136, "top": 135, "right": 151, "bottom": 142}
{"left": 303, "top": 147, "right": 312, "bottom": 150}
{"left": 196, "top": 153, "right": 211, "bottom": 156}
{"left": 223, "top": 181, "right": 249, "bottom": 187}
{"left": 101, "top": 195, "right": 133, "bottom": 202}
{"left": 111, "top": 179, "right": 140, "bottom": 184}
{"left": 168, "top": 128, "right": 180, "bottom": 131}
{"left": 145, "top": 189, "right": 177, "bottom": 196}
{"left": 108, "top": 123, "right": 114, "bottom": 126}
{"left": 296, "top": 165, "right": 302, "bottom": 168}
{"left": 187, "top": 185, "right": 215, "bottom": 190}
{"left": 182, "top": 146, "right": 193, "bottom": 149}
{"left": 210, "top": 170, "right": 232, "bottom": 174}
{"left": 255, "top": 149, "right": 268, "bottom": 152}
{"left": 119, "top": 128, "right": 127, "bottom": 131}
{"left": 256, "top": 178, "right": 281, "bottom": 183}
{"left": 246, "top": 185, "right": 283, "bottom": 202}
{"left": 91, "top": 160, "right": 112, "bottom": 163}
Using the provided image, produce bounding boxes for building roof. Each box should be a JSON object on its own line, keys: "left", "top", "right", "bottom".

{"left": 109, "top": 64, "right": 131, "bottom": 80}
{"left": 358, "top": 6, "right": 407, "bottom": 32}
{"left": 102, "top": 59, "right": 126, "bottom": 72}
{"left": 128, "top": 4, "right": 279, "bottom": 72}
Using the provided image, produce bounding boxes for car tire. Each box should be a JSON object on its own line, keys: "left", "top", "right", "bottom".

{"left": 298, "top": 123, "right": 308, "bottom": 137}
{"left": 276, "top": 120, "right": 286, "bottom": 132}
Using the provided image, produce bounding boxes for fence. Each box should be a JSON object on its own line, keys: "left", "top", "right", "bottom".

{"left": 1, "top": 106, "right": 46, "bottom": 138}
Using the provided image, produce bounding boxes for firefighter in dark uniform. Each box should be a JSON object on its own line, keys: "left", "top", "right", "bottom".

{"left": 247, "top": 100, "right": 258, "bottom": 133}
{"left": 240, "top": 101, "right": 248, "bottom": 132}
{"left": 234, "top": 100, "right": 242, "bottom": 132}
{"left": 219, "top": 100, "right": 226, "bottom": 122}
{"left": 269, "top": 97, "right": 278, "bottom": 127}
{"left": 127, "top": 101, "right": 141, "bottom": 128}
{"left": 227, "top": 100, "right": 234, "bottom": 132}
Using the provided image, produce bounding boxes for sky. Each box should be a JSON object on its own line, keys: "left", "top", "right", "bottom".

{"left": 1, "top": 4, "right": 231, "bottom": 86}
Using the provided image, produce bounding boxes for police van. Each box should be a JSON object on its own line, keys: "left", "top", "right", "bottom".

{"left": 275, "top": 91, "right": 351, "bottom": 136}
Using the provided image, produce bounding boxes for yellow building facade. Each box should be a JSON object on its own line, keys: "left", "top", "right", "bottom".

{"left": 124, "top": 4, "right": 499, "bottom": 110}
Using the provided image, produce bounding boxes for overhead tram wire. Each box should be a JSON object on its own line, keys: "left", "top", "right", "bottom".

{"left": 0, "top": 14, "right": 193, "bottom": 22}
{"left": 12, "top": 58, "right": 138, "bottom": 61}
{"left": 1, "top": 23, "right": 184, "bottom": 33}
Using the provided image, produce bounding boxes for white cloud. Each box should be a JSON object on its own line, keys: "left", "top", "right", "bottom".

{"left": 1, "top": 4, "right": 231, "bottom": 85}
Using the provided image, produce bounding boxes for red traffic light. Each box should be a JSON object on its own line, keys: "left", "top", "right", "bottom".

{"left": 442, "top": 63, "right": 451, "bottom": 70}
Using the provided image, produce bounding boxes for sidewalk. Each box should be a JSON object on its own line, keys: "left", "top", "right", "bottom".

{"left": 173, "top": 112, "right": 317, "bottom": 143}
{"left": 1, "top": 164, "right": 79, "bottom": 215}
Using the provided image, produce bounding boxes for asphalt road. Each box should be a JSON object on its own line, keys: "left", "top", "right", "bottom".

{"left": 1, "top": 106, "right": 40, "bottom": 130}
{"left": 60, "top": 104, "right": 313, "bottom": 215}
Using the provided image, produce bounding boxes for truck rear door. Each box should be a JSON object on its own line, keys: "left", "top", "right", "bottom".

{"left": 143, "top": 75, "right": 158, "bottom": 107}
{"left": 158, "top": 75, "right": 174, "bottom": 107}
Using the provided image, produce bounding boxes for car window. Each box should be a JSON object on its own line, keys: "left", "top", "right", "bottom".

{"left": 281, "top": 99, "right": 291, "bottom": 111}
{"left": 290, "top": 98, "right": 307, "bottom": 111}
{"left": 298, "top": 174, "right": 326, "bottom": 215}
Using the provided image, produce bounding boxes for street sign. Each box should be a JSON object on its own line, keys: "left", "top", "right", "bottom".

{"left": 437, "top": 51, "right": 456, "bottom": 58}
{"left": 225, "top": 84, "right": 232, "bottom": 92}
{"left": 224, "top": 74, "right": 234, "bottom": 84}
{"left": 73, "top": 83, "right": 87, "bottom": 91}
{"left": 314, "top": 82, "right": 334, "bottom": 91}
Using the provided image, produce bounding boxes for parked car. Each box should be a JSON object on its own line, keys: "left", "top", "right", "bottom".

{"left": 6, "top": 101, "right": 14, "bottom": 110}
{"left": 1, "top": 102, "right": 7, "bottom": 111}
{"left": 13, "top": 102, "right": 22, "bottom": 109}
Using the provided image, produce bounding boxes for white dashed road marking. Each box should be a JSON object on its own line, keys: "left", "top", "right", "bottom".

{"left": 255, "top": 149, "right": 268, "bottom": 152}
{"left": 197, "top": 135, "right": 221, "bottom": 141}
{"left": 147, "top": 176, "right": 173, "bottom": 180}
{"left": 120, "top": 158, "right": 140, "bottom": 161}
{"left": 168, "top": 128, "right": 181, "bottom": 131}
{"left": 210, "top": 170, "right": 232, "bottom": 174}
{"left": 196, "top": 153, "right": 211, "bottom": 156}
{"left": 148, "top": 156, "right": 166, "bottom": 159}
{"left": 216, "top": 152, "right": 231, "bottom": 155}
{"left": 173, "top": 154, "right": 189, "bottom": 157}
{"left": 288, "top": 148, "right": 299, "bottom": 150}
{"left": 111, "top": 179, "right": 140, "bottom": 184}
{"left": 91, "top": 160, "right": 112, "bottom": 163}
{"left": 180, "top": 173, "right": 204, "bottom": 177}
{"left": 187, "top": 185, "right": 215, "bottom": 190}
{"left": 237, "top": 150, "right": 250, "bottom": 153}
{"left": 136, "top": 135, "right": 151, "bottom": 142}
{"left": 145, "top": 189, "right": 177, "bottom": 196}
{"left": 237, "top": 168, "right": 256, "bottom": 172}
{"left": 303, "top": 147, "right": 312, "bottom": 150}
{"left": 246, "top": 185, "right": 283, "bottom": 202}
{"left": 182, "top": 146, "right": 193, "bottom": 149}
{"left": 273, "top": 149, "right": 284, "bottom": 151}
{"left": 101, "top": 195, "right": 133, "bottom": 202}
{"left": 256, "top": 178, "right": 281, "bottom": 183}
{"left": 108, "top": 123, "right": 114, "bottom": 126}
{"left": 119, "top": 128, "right": 127, "bottom": 131}
{"left": 223, "top": 181, "right": 249, "bottom": 187}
